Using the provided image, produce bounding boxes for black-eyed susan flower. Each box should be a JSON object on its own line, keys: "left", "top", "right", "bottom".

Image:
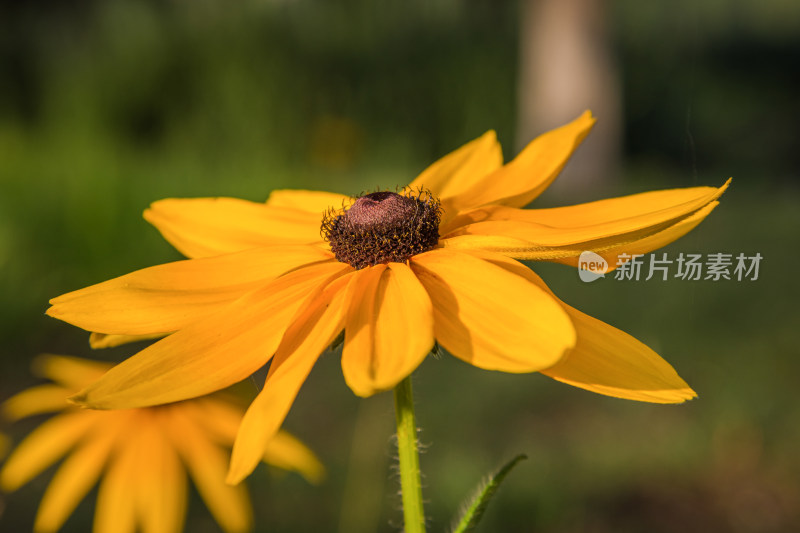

{"left": 0, "top": 355, "right": 323, "bottom": 533}
{"left": 46, "top": 111, "right": 728, "bottom": 484}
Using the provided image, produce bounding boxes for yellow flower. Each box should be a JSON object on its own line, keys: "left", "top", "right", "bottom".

{"left": 47, "top": 111, "right": 728, "bottom": 484}
{"left": 0, "top": 355, "right": 324, "bottom": 533}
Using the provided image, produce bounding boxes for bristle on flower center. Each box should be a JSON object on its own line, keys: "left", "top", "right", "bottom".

{"left": 321, "top": 189, "right": 441, "bottom": 269}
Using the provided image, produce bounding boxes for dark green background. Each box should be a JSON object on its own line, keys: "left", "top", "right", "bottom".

{"left": 1, "top": 1, "right": 798, "bottom": 531}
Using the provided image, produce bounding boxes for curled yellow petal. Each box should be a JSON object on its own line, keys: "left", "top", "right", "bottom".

{"left": 506, "top": 179, "right": 728, "bottom": 235}
{"left": 411, "top": 249, "right": 575, "bottom": 372}
{"left": 444, "top": 180, "right": 727, "bottom": 236}
{"left": 563, "top": 200, "right": 721, "bottom": 271}
{"left": 440, "top": 180, "right": 728, "bottom": 267}
{"left": 342, "top": 263, "right": 434, "bottom": 397}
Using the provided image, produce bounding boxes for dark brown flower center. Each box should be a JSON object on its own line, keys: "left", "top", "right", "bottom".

{"left": 322, "top": 189, "right": 441, "bottom": 269}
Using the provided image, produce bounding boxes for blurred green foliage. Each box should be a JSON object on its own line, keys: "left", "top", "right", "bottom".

{"left": 1, "top": 0, "right": 799, "bottom": 531}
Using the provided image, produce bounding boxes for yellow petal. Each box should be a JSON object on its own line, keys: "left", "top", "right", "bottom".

{"left": 449, "top": 111, "right": 595, "bottom": 211}
{"left": 31, "top": 354, "right": 110, "bottom": 389}
{"left": 33, "top": 416, "right": 122, "bottom": 533}
{"left": 93, "top": 429, "right": 139, "bottom": 533}
{"left": 70, "top": 261, "right": 351, "bottom": 410}
{"left": 407, "top": 130, "right": 503, "bottom": 207}
{"left": 440, "top": 233, "right": 552, "bottom": 257}
{"left": 263, "top": 431, "right": 326, "bottom": 485}
{"left": 0, "top": 411, "right": 97, "bottom": 491}
{"left": 2, "top": 385, "right": 71, "bottom": 421}
{"left": 439, "top": 201, "right": 719, "bottom": 265}
{"left": 266, "top": 189, "right": 351, "bottom": 213}
{"left": 441, "top": 180, "right": 729, "bottom": 267}
{"left": 500, "top": 180, "right": 728, "bottom": 232}
{"left": 166, "top": 407, "right": 252, "bottom": 533}
{"left": 184, "top": 397, "right": 245, "bottom": 444}
{"left": 411, "top": 249, "right": 575, "bottom": 372}
{"left": 444, "top": 181, "right": 726, "bottom": 235}
{"left": 342, "top": 263, "right": 434, "bottom": 397}
{"left": 89, "top": 332, "right": 169, "bottom": 349}
{"left": 133, "top": 416, "right": 187, "bottom": 533}
{"left": 478, "top": 253, "right": 696, "bottom": 403}
{"left": 227, "top": 273, "right": 352, "bottom": 484}
{"left": 145, "top": 197, "right": 327, "bottom": 258}
{"left": 543, "top": 320, "right": 697, "bottom": 403}
{"left": 47, "top": 245, "right": 333, "bottom": 336}
{"left": 556, "top": 200, "right": 720, "bottom": 270}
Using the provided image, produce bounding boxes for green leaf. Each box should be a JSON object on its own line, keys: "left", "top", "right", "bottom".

{"left": 449, "top": 454, "right": 528, "bottom": 533}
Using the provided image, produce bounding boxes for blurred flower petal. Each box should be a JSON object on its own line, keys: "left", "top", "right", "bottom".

{"left": 168, "top": 408, "right": 252, "bottom": 533}
{"left": 134, "top": 421, "right": 187, "bottom": 533}
{"left": 0, "top": 412, "right": 97, "bottom": 491}
{"left": 31, "top": 354, "right": 110, "bottom": 389}
{"left": 2, "top": 385, "right": 71, "bottom": 420}
{"left": 93, "top": 428, "right": 139, "bottom": 533}
{"left": 34, "top": 418, "right": 122, "bottom": 532}
{"left": 263, "top": 431, "right": 326, "bottom": 485}
{"left": 4, "top": 356, "right": 323, "bottom": 532}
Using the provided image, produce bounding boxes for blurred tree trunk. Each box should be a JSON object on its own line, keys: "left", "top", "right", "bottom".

{"left": 516, "top": 0, "right": 621, "bottom": 198}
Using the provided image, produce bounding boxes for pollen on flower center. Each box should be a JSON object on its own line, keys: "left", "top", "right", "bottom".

{"left": 322, "top": 189, "right": 441, "bottom": 269}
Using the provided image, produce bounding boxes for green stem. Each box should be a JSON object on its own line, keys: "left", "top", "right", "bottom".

{"left": 394, "top": 375, "right": 426, "bottom": 533}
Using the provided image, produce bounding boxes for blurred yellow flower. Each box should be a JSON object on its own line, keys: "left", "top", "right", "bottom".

{"left": 0, "top": 355, "right": 323, "bottom": 533}
{"left": 47, "top": 111, "right": 728, "bottom": 483}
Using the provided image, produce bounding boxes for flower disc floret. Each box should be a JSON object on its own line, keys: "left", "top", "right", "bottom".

{"left": 322, "top": 189, "right": 441, "bottom": 269}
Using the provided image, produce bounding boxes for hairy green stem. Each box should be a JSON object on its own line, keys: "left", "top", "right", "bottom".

{"left": 394, "top": 375, "right": 425, "bottom": 533}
